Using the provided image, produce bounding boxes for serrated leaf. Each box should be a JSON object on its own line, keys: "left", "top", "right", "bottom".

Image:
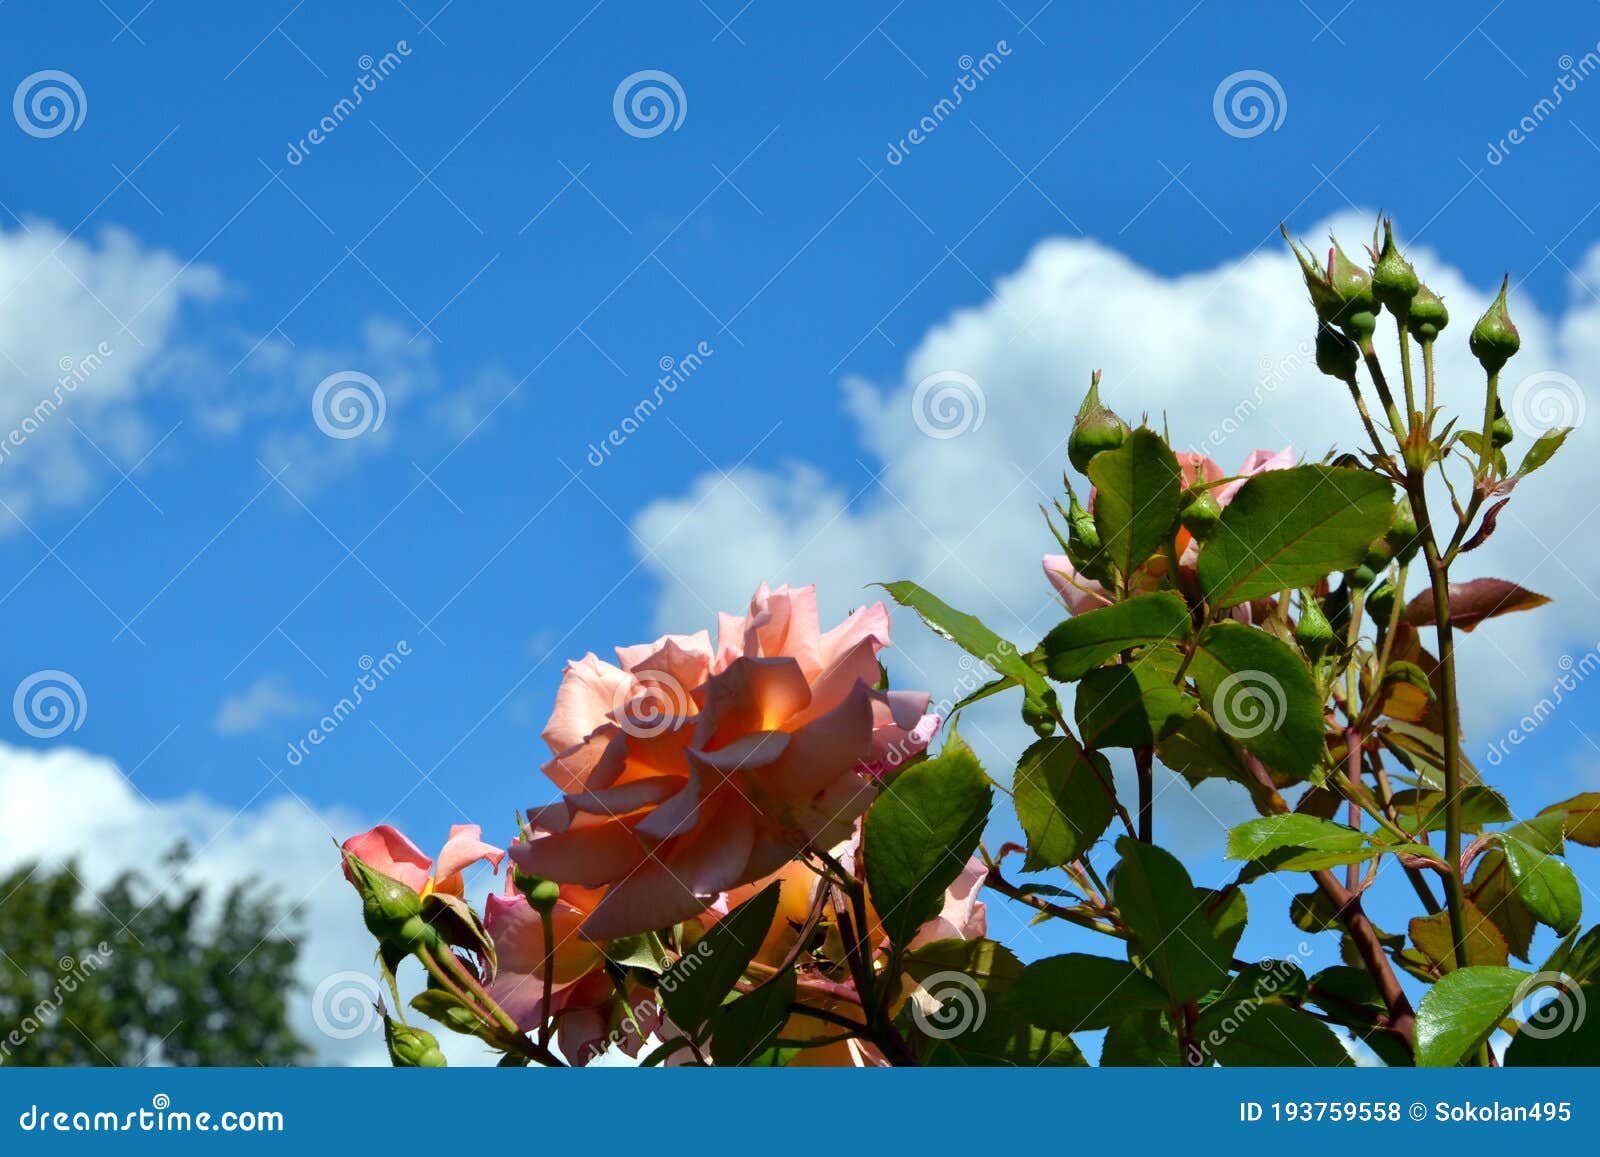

{"left": 1011, "top": 734, "right": 1115, "bottom": 871}
{"left": 1187, "top": 621, "right": 1325, "bottom": 780}
{"left": 878, "top": 580, "right": 1055, "bottom": 713}
{"left": 1227, "top": 814, "right": 1367, "bottom": 861}
{"left": 902, "top": 938, "right": 1084, "bottom": 1066}
{"left": 1086, "top": 427, "right": 1183, "bottom": 587}
{"left": 1390, "top": 785, "right": 1511, "bottom": 834}
{"left": 1468, "top": 848, "right": 1537, "bottom": 962}
{"left": 1499, "top": 826, "right": 1582, "bottom": 935}
{"left": 660, "top": 882, "right": 781, "bottom": 1033}
{"left": 865, "top": 728, "right": 992, "bottom": 948}
{"left": 1515, "top": 426, "right": 1572, "bottom": 479}
{"left": 1110, "top": 837, "right": 1227, "bottom": 1004}
{"left": 1539, "top": 792, "right": 1600, "bottom": 848}
{"left": 1408, "top": 900, "right": 1510, "bottom": 973}
{"left": 710, "top": 966, "right": 797, "bottom": 1066}
{"left": 1100, "top": 1008, "right": 1182, "bottom": 1066}
{"left": 1415, "top": 965, "right": 1529, "bottom": 1066}
{"left": 1197, "top": 465, "right": 1394, "bottom": 608}
{"left": 1040, "top": 592, "right": 1193, "bottom": 682}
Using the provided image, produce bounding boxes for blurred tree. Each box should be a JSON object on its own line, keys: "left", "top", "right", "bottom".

{"left": 0, "top": 847, "right": 309, "bottom": 1066}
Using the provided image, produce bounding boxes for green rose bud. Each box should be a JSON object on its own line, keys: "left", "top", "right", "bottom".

{"left": 1369, "top": 218, "right": 1419, "bottom": 316}
{"left": 1326, "top": 239, "right": 1378, "bottom": 339}
{"left": 515, "top": 870, "right": 561, "bottom": 913}
{"left": 1385, "top": 495, "right": 1420, "bottom": 566}
{"left": 1067, "top": 371, "right": 1129, "bottom": 474}
{"left": 1406, "top": 282, "right": 1449, "bottom": 341}
{"left": 1345, "top": 562, "right": 1377, "bottom": 590}
{"left": 1178, "top": 485, "right": 1223, "bottom": 541}
{"left": 1366, "top": 576, "right": 1396, "bottom": 631}
{"left": 385, "top": 1016, "right": 447, "bottom": 1068}
{"left": 1470, "top": 275, "right": 1520, "bottom": 375}
{"left": 1491, "top": 397, "right": 1514, "bottom": 448}
{"left": 1295, "top": 588, "right": 1335, "bottom": 659}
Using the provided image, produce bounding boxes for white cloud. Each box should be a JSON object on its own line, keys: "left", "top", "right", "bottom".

{"left": 0, "top": 222, "right": 221, "bottom": 527}
{"left": 0, "top": 741, "right": 499, "bottom": 1066}
{"left": 632, "top": 211, "right": 1600, "bottom": 852}
{"left": 213, "top": 675, "right": 313, "bottom": 736}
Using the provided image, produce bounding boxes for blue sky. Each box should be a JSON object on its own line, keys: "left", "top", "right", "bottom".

{"left": 4, "top": 1, "right": 1600, "bottom": 1061}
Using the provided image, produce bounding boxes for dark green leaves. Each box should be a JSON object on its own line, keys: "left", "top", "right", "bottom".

{"left": 1188, "top": 621, "right": 1325, "bottom": 780}
{"left": 1041, "top": 592, "right": 1192, "bottom": 682}
{"left": 1086, "top": 427, "right": 1183, "bottom": 587}
{"left": 1415, "top": 965, "right": 1529, "bottom": 1066}
{"left": 1110, "top": 837, "right": 1228, "bottom": 1003}
{"left": 1197, "top": 466, "right": 1393, "bottom": 608}
{"left": 710, "top": 967, "right": 796, "bottom": 1066}
{"left": 1009, "top": 953, "right": 1169, "bottom": 1032}
{"left": 1075, "top": 647, "right": 1196, "bottom": 748}
{"left": 902, "top": 938, "right": 1085, "bottom": 1066}
{"left": 865, "top": 729, "right": 993, "bottom": 949}
{"left": 1011, "top": 735, "right": 1115, "bottom": 870}
{"left": 1499, "top": 821, "right": 1582, "bottom": 935}
{"left": 660, "top": 882, "right": 780, "bottom": 1034}
{"left": 1194, "top": 1003, "right": 1351, "bottom": 1067}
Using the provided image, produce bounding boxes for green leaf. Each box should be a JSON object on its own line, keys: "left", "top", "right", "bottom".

{"left": 1194, "top": 1002, "right": 1352, "bottom": 1067}
{"left": 1187, "top": 621, "right": 1326, "bottom": 780}
{"left": 1086, "top": 427, "right": 1183, "bottom": 586}
{"left": 1099, "top": 1008, "right": 1182, "bottom": 1066}
{"left": 1008, "top": 953, "right": 1170, "bottom": 1032}
{"left": 1011, "top": 735, "right": 1115, "bottom": 871}
{"left": 1539, "top": 792, "right": 1600, "bottom": 847}
{"left": 1110, "top": 836, "right": 1228, "bottom": 1004}
{"left": 1075, "top": 647, "right": 1196, "bottom": 748}
{"left": 1197, "top": 465, "right": 1393, "bottom": 608}
{"left": 1155, "top": 710, "right": 1253, "bottom": 789}
{"left": 1200, "top": 887, "right": 1249, "bottom": 958}
{"left": 1542, "top": 923, "right": 1600, "bottom": 986}
{"left": 1515, "top": 426, "right": 1572, "bottom": 478}
{"left": 902, "top": 939, "right": 1085, "bottom": 1067}
{"left": 865, "top": 728, "right": 993, "bottom": 948}
{"left": 1227, "top": 814, "right": 1366, "bottom": 861}
{"left": 878, "top": 581, "right": 1056, "bottom": 713}
{"left": 1415, "top": 965, "right": 1529, "bottom": 1066}
{"left": 660, "top": 882, "right": 781, "bottom": 1033}
{"left": 710, "top": 966, "right": 797, "bottom": 1066}
{"left": 1499, "top": 827, "right": 1582, "bottom": 935}
{"left": 1391, "top": 785, "right": 1512, "bottom": 834}
{"left": 1040, "top": 592, "right": 1193, "bottom": 682}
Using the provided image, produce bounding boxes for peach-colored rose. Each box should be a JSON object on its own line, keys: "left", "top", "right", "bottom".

{"left": 341, "top": 823, "right": 504, "bottom": 898}
{"left": 483, "top": 880, "right": 661, "bottom": 1064}
{"left": 1044, "top": 446, "right": 1295, "bottom": 614}
{"left": 512, "top": 583, "right": 939, "bottom": 941}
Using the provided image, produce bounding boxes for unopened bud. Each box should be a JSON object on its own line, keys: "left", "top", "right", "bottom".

{"left": 1491, "top": 397, "right": 1514, "bottom": 448}
{"left": 1067, "top": 371, "right": 1129, "bottom": 474}
{"left": 515, "top": 871, "right": 561, "bottom": 914}
{"left": 1470, "top": 276, "right": 1520, "bottom": 375}
{"left": 385, "top": 1016, "right": 447, "bottom": 1067}
{"left": 1295, "top": 588, "right": 1335, "bottom": 659}
{"left": 1407, "top": 282, "right": 1449, "bottom": 342}
{"left": 1369, "top": 219, "right": 1419, "bottom": 316}
{"left": 1315, "top": 325, "right": 1359, "bottom": 382}
{"left": 1385, "top": 495, "right": 1420, "bottom": 566}
{"left": 1178, "top": 486, "right": 1222, "bottom": 541}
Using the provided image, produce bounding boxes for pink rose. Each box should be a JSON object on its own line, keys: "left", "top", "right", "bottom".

{"left": 513, "top": 583, "right": 939, "bottom": 941}
{"left": 340, "top": 823, "right": 504, "bottom": 898}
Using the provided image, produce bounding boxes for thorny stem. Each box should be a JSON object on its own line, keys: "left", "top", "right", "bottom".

{"left": 982, "top": 863, "right": 1125, "bottom": 938}
{"left": 1358, "top": 341, "right": 1473, "bottom": 982}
